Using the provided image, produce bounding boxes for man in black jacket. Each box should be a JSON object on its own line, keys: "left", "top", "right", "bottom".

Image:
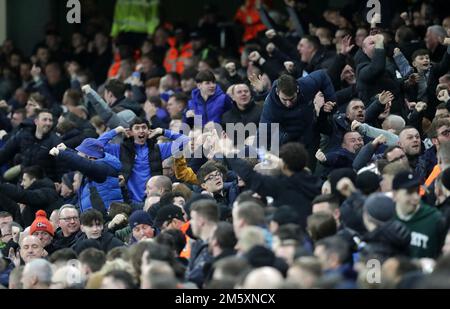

{"left": 356, "top": 34, "right": 404, "bottom": 116}
{"left": 224, "top": 142, "right": 321, "bottom": 229}
{"left": 221, "top": 83, "right": 262, "bottom": 144}
{"left": 0, "top": 166, "right": 60, "bottom": 227}
{"left": 52, "top": 205, "right": 83, "bottom": 251}
{"left": 73, "top": 209, "right": 124, "bottom": 254}
{"left": 0, "top": 109, "right": 65, "bottom": 181}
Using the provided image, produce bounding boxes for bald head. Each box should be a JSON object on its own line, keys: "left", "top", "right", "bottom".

{"left": 20, "top": 235, "right": 45, "bottom": 264}
{"left": 242, "top": 267, "right": 284, "bottom": 289}
{"left": 146, "top": 175, "right": 172, "bottom": 197}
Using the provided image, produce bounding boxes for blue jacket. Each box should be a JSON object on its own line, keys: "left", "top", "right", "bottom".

{"left": 58, "top": 150, "right": 123, "bottom": 213}
{"left": 97, "top": 129, "right": 190, "bottom": 203}
{"left": 259, "top": 70, "right": 336, "bottom": 148}
{"left": 187, "top": 86, "right": 233, "bottom": 126}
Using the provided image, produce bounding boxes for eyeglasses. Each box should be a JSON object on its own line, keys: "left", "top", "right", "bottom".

{"left": 59, "top": 216, "right": 79, "bottom": 222}
{"left": 204, "top": 171, "right": 222, "bottom": 182}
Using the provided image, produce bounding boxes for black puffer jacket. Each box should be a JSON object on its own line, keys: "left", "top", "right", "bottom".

{"left": 361, "top": 220, "right": 411, "bottom": 261}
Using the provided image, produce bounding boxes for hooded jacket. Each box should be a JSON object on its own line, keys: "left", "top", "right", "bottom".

{"left": 57, "top": 150, "right": 123, "bottom": 213}
{"left": 187, "top": 86, "right": 233, "bottom": 126}
{"left": 395, "top": 203, "right": 446, "bottom": 258}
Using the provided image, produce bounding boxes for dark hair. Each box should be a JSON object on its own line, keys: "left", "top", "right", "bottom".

{"left": 181, "top": 67, "right": 198, "bottom": 80}
{"left": 213, "top": 222, "right": 237, "bottom": 250}
{"left": 312, "top": 194, "right": 340, "bottom": 210}
{"left": 22, "top": 165, "right": 44, "bottom": 180}
{"left": 195, "top": 70, "right": 216, "bottom": 83}
{"left": 190, "top": 199, "right": 219, "bottom": 223}
{"left": 277, "top": 74, "right": 298, "bottom": 97}
{"left": 129, "top": 117, "right": 150, "bottom": 130}
{"left": 279, "top": 143, "right": 308, "bottom": 172}
{"left": 169, "top": 92, "right": 189, "bottom": 107}
{"left": 396, "top": 26, "right": 416, "bottom": 43}
{"left": 103, "top": 270, "right": 137, "bottom": 289}
{"left": 36, "top": 108, "right": 53, "bottom": 118}
{"left": 148, "top": 95, "right": 162, "bottom": 108}
{"left": 80, "top": 209, "right": 104, "bottom": 226}
{"left": 161, "top": 229, "right": 186, "bottom": 255}
{"left": 235, "top": 201, "right": 265, "bottom": 226}
{"left": 105, "top": 79, "right": 127, "bottom": 98}
{"left": 302, "top": 35, "right": 321, "bottom": 50}
{"left": 108, "top": 202, "right": 132, "bottom": 219}
{"left": 436, "top": 103, "right": 448, "bottom": 110}
{"left": 197, "top": 161, "right": 222, "bottom": 184}
{"left": 275, "top": 224, "right": 304, "bottom": 244}
{"left": 79, "top": 248, "right": 106, "bottom": 272}
{"left": 315, "top": 235, "right": 350, "bottom": 264}
{"left": 48, "top": 248, "right": 78, "bottom": 263}
{"left": 412, "top": 49, "right": 430, "bottom": 61}
{"left": 64, "top": 89, "right": 82, "bottom": 106}
{"left": 307, "top": 213, "right": 337, "bottom": 242}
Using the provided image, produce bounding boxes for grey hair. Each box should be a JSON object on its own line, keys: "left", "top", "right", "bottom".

{"left": 24, "top": 259, "right": 53, "bottom": 285}
{"left": 58, "top": 204, "right": 78, "bottom": 217}
{"left": 428, "top": 25, "right": 447, "bottom": 39}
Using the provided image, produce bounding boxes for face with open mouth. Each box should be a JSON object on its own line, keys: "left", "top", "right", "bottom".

{"left": 131, "top": 123, "right": 150, "bottom": 144}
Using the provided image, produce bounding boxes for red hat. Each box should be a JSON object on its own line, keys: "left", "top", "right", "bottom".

{"left": 30, "top": 210, "right": 55, "bottom": 237}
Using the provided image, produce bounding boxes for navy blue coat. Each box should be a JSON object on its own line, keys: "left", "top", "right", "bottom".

{"left": 259, "top": 70, "right": 336, "bottom": 148}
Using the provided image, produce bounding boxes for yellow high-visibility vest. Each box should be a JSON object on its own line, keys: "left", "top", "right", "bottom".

{"left": 111, "top": 0, "right": 160, "bottom": 37}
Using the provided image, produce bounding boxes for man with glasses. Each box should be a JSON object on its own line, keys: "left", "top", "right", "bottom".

{"left": 257, "top": 71, "right": 336, "bottom": 149}
{"left": 197, "top": 161, "right": 234, "bottom": 220}
{"left": 393, "top": 171, "right": 446, "bottom": 258}
{"left": 52, "top": 205, "right": 82, "bottom": 251}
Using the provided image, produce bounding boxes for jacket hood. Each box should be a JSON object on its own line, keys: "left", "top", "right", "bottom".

{"left": 98, "top": 152, "right": 122, "bottom": 171}
{"left": 191, "top": 85, "right": 225, "bottom": 104}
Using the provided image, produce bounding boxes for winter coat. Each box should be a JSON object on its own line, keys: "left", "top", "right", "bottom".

{"left": 187, "top": 86, "right": 233, "bottom": 127}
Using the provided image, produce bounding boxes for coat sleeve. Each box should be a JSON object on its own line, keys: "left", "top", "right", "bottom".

{"left": 173, "top": 157, "right": 199, "bottom": 185}
{"left": 85, "top": 89, "right": 128, "bottom": 129}
{"left": 0, "top": 184, "right": 54, "bottom": 211}
{"left": 353, "top": 143, "right": 377, "bottom": 171}
{"left": 0, "top": 132, "right": 20, "bottom": 164}
{"left": 224, "top": 157, "right": 284, "bottom": 198}
{"left": 57, "top": 150, "right": 117, "bottom": 183}
{"left": 300, "top": 70, "right": 337, "bottom": 103}
{"left": 357, "top": 49, "right": 386, "bottom": 83}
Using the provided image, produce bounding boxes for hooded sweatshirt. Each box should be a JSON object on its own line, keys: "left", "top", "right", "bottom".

{"left": 395, "top": 203, "right": 446, "bottom": 258}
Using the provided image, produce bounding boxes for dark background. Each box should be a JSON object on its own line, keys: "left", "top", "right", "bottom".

{"left": 6, "top": 0, "right": 450, "bottom": 57}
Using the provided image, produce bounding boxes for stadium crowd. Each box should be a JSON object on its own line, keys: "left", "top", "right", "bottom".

{"left": 2, "top": 0, "right": 450, "bottom": 289}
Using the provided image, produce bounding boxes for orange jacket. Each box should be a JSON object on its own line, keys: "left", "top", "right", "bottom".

{"left": 234, "top": 0, "right": 267, "bottom": 42}
{"left": 180, "top": 221, "right": 192, "bottom": 259}
{"left": 163, "top": 37, "right": 193, "bottom": 74}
